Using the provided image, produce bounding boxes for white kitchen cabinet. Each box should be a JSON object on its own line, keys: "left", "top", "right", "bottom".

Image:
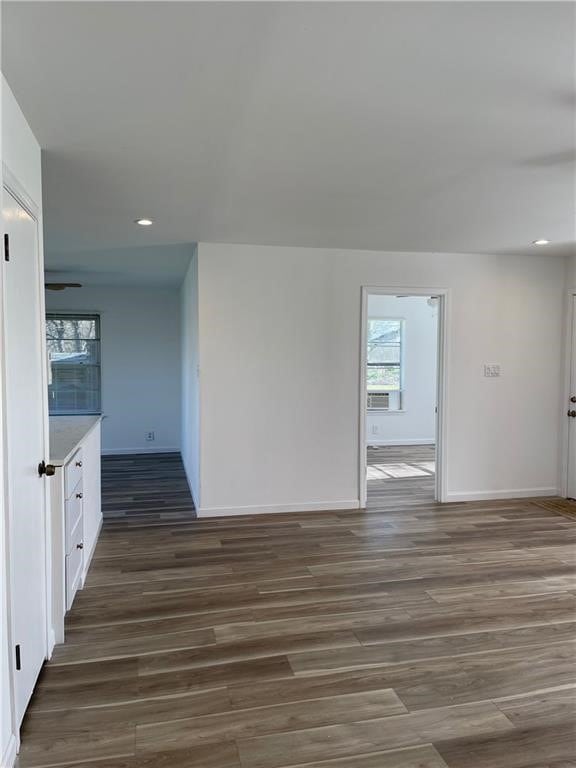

{"left": 48, "top": 416, "right": 102, "bottom": 645}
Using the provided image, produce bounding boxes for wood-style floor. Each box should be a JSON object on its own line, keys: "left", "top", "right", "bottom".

{"left": 367, "top": 444, "right": 436, "bottom": 506}
{"left": 17, "top": 453, "right": 576, "bottom": 767}
{"left": 101, "top": 452, "right": 196, "bottom": 521}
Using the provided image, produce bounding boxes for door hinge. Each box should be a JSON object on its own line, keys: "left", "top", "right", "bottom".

{"left": 4, "top": 234, "right": 9, "bottom": 262}
{"left": 15, "top": 644, "right": 21, "bottom": 670}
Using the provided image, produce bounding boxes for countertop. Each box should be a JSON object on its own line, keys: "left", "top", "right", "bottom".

{"left": 49, "top": 415, "right": 102, "bottom": 466}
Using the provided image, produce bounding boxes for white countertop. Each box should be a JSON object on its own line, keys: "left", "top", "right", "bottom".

{"left": 49, "top": 416, "right": 102, "bottom": 466}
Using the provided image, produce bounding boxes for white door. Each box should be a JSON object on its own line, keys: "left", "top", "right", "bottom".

{"left": 567, "top": 295, "right": 576, "bottom": 499}
{"left": 2, "top": 187, "right": 48, "bottom": 724}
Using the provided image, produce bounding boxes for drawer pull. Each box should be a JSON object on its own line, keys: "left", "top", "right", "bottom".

{"left": 76, "top": 492, "right": 83, "bottom": 499}
{"left": 75, "top": 460, "right": 83, "bottom": 468}
{"left": 76, "top": 542, "right": 84, "bottom": 550}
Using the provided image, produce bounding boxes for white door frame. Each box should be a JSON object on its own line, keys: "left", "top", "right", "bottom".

{"left": 560, "top": 290, "right": 576, "bottom": 498}
{"left": 359, "top": 285, "right": 450, "bottom": 507}
{"left": 2, "top": 164, "right": 51, "bottom": 744}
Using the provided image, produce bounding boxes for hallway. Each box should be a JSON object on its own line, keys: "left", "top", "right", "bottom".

{"left": 16, "top": 456, "right": 576, "bottom": 767}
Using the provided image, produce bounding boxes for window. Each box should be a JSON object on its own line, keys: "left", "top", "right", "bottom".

{"left": 46, "top": 314, "right": 101, "bottom": 415}
{"left": 367, "top": 318, "right": 403, "bottom": 410}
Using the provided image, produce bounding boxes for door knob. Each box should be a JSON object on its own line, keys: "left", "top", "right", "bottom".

{"left": 571, "top": 396, "right": 576, "bottom": 403}
{"left": 38, "top": 461, "right": 56, "bottom": 477}
{"left": 568, "top": 410, "right": 576, "bottom": 418}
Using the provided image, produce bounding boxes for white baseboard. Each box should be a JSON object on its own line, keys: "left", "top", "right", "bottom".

{"left": 47, "top": 627, "right": 56, "bottom": 660}
{"left": 181, "top": 462, "right": 199, "bottom": 509}
{"left": 197, "top": 499, "right": 360, "bottom": 518}
{"left": 367, "top": 438, "right": 435, "bottom": 446}
{"left": 1, "top": 733, "right": 18, "bottom": 768}
{"left": 81, "top": 515, "right": 103, "bottom": 585}
{"left": 445, "top": 487, "right": 558, "bottom": 503}
{"left": 101, "top": 447, "right": 180, "bottom": 456}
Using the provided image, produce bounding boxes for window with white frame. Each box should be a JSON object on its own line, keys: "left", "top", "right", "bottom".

{"left": 46, "top": 314, "right": 101, "bottom": 415}
{"left": 367, "top": 318, "right": 403, "bottom": 410}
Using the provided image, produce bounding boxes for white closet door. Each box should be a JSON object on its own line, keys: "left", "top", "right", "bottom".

{"left": 2, "top": 187, "right": 48, "bottom": 724}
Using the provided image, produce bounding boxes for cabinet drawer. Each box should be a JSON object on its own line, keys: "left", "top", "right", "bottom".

{"left": 65, "top": 487, "right": 83, "bottom": 554}
{"left": 65, "top": 449, "right": 84, "bottom": 499}
{"left": 65, "top": 521, "right": 84, "bottom": 611}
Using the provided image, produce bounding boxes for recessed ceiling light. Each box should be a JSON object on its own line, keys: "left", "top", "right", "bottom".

{"left": 532, "top": 239, "right": 550, "bottom": 246}
{"left": 135, "top": 218, "right": 153, "bottom": 226}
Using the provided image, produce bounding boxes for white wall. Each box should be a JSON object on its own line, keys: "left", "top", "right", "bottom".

{"left": 181, "top": 248, "right": 200, "bottom": 505}
{"left": 194, "top": 242, "right": 566, "bottom": 514}
{"left": 1, "top": 75, "right": 45, "bottom": 768}
{"left": 46, "top": 285, "right": 181, "bottom": 454}
{"left": 366, "top": 295, "right": 437, "bottom": 446}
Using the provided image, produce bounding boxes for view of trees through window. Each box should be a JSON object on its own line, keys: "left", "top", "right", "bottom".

{"left": 46, "top": 315, "right": 101, "bottom": 415}
{"left": 367, "top": 318, "right": 402, "bottom": 391}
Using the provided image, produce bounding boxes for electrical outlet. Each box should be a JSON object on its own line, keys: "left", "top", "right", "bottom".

{"left": 145, "top": 431, "right": 155, "bottom": 442}
{"left": 483, "top": 364, "right": 501, "bottom": 378}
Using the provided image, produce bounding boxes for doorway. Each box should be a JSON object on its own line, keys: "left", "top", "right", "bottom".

{"left": 565, "top": 294, "right": 576, "bottom": 499}
{"left": 359, "top": 288, "right": 447, "bottom": 508}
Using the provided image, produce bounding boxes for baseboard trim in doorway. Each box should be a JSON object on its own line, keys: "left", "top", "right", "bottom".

{"left": 445, "top": 487, "right": 559, "bottom": 502}
{"left": 197, "top": 499, "right": 361, "bottom": 518}
{"left": 1, "top": 733, "right": 18, "bottom": 768}
{"left": 367, "top": 438, "right": 435, "bottom": 446}
{"left": 81, "top": 516, "right": 103, "bottom": 587}
{"left": 47, "top": 627, "right": 56, "bottom": 660}
{"left": 101, "top": 447, "right": 180, "bottom": 456}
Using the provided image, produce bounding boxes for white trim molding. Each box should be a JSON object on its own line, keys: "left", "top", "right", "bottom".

{"left": 367, "top": 438, "right": 435, "bottom": 447}
{"left": 445, "top": 488, "right": 558, "bottom": 503}
{"left": 197, "top": 499, "right": 360, "bottom": 518}
{"left": 101, "top": 447, "right": 180, "bottom": 456}
{"left": 1, "top": 732, "right": 18, "bottom": 768}
{"left": 2, "top": 163, "right": 39, "bottom": 221}
{"left": 81, "top": 516, "right": 103, "bottom": 586}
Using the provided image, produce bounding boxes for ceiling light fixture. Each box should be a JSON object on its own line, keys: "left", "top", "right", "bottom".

{"left": 135, "top": 218, "right": 153, "bottom": 226}
{"left": 532, "top": 239, "right": 550, "bottom": 246}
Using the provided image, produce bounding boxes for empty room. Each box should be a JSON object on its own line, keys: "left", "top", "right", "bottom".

{"left": 1, "top": 3, "right": 575, "bottom": 768}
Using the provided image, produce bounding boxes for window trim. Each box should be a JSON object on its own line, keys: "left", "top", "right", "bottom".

{"left": 46, "top": 312, "right": 102, "bottom": 416}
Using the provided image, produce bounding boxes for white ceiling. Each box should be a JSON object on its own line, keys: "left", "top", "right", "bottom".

{"left": 3, "top": 1, "right": 575, "bottom": 259}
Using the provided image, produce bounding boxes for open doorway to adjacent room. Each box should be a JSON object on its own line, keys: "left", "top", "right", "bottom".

{"left": 360, "top": 289, "right": 447, "bottom": 508}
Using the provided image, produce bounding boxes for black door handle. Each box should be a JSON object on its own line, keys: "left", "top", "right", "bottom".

{"left": 38, "top": 461, "right": 56, "bottom": 477}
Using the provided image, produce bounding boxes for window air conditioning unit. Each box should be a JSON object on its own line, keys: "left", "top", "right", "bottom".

{"left": 367, "top": 392, "right": 390, "bottom": 410}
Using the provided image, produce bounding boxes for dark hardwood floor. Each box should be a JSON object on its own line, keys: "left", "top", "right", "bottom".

{"left": 101, "top": 452, "right": 196, "bottom": 522}
{"left": 16, "top": 453, "right": 576, "bottom": 767}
